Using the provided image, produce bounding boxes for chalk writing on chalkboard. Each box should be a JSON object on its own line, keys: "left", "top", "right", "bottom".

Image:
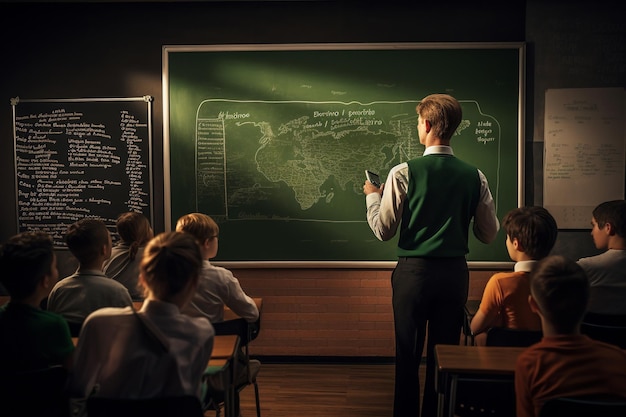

{"left": 164, "top": 43, "right": 524, "bottom": 264}
{"left": 11, "top": 97, "right": 153, "bottom": 247}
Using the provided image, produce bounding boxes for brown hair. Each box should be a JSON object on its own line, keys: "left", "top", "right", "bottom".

{"left": 115, "top": 212, "right": 153, "bottom": 260}
{"left": 140, "top": 231, "right": 202, "bottom": 301}
{"left": 0, "top": 231, "right": 55, "bottom": 299}
{"left": 530, "top": 255, "right": 589, "bottom": 334}
{"left": 592, "top": 200, "right": 626, "bottom": 237}
{"left": 502, "top": 206, "right": 558, "bottom": 259}
{"left": 65, "top": 218, "right": 110, "bottom": 265}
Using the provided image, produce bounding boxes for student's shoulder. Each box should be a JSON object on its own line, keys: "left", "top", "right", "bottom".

{"left": 205, "top": 263, "right": 236, "bottom": 279}
{"left": 487, "top": 270, "right": 524, "bottom": 284}
{"left": 577, "top": 251, "right": 623, "bottom": 270}
{"left": 85, "top": 306, "right": 133, "bottom": 323}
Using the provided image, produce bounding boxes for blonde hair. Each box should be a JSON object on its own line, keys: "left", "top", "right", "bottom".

{"left": 140, "top": 231, "right": 202, "bottom": 300}
{"left": 416, "top": 94, "right": 463, "bottom": 141}
{"left": 175, "top": 213, "right": 219, "bottom": 244}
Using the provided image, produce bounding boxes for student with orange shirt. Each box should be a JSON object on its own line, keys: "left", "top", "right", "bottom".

{"left": 515, "top": 255, "right": 626, "bottom": 417}
{"left": 470, "top": 206, "right": 557, "bottom": 338}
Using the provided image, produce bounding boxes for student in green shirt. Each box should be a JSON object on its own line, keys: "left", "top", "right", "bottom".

{"left": 0, "top": 231, "right": 74, "bottom": 372}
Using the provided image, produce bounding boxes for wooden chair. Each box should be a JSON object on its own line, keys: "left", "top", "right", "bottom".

{"left": 205, "top": 299, "right": 263, "bottom": 417}
{"left": 485, "top": 326, "right": 542, "bottom": 347}
{"left": 0, "top": 365, "right": 69, "bottom": 417}
{"left": 87, "top": 395, "right": 204, "bottom": 417}
{"left": 539, "top": 394, "right": 626, "bottom": 417}
{"left": 581, "top": 312, "right": 626, "bottom": 349}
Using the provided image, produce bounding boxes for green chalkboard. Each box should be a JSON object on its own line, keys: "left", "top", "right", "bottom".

{"left": 163, "top": 43, "right": 524, "bottom": 264}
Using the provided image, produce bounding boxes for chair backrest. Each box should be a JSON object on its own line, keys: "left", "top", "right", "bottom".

{"left": 87, "top": 395, "right": 204, "bottom": 417}
{"left": 0, "top": 365, "right": 69, "bottom": 417}
{"left": 539, "top": 395, "right": 626, "bottom": 417}
{"left": 581, "top": 313, "right": 626, "bottom": 349}
{"left": 485, "top": 327, "right": 542, "bottom": 347}
{"left": 213, "top": 300, "right": 263, "bottom": 346}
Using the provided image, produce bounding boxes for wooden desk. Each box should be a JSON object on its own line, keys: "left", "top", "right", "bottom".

{"left": 435, "top": 344, "right": 525, "bottom": 417}
{"left": 210, "top": 334, "right": 240, "bottom": 359}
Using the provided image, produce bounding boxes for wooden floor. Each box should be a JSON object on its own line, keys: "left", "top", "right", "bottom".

{"left": 225, "top": 362, "right": 424, "bottom": 417}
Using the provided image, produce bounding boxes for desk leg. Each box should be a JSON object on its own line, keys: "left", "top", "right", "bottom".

{"left": 448, "top": 375, "right": 458, "bottom": 417}
{"left": 438, "top": 391, "right": 445, "bottom": 417}
{"left": 436, "top": 367, "right": 446, "bottom": 417}
{"left": 224, "top": 363, "right": 235, "bottom": 417}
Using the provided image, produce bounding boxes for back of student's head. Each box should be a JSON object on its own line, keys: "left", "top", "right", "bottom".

{"left": 140, "top": 231, "right": 202, "bottom": 301}
{"left": 592, "top": 200, "right": 626, "bottom": 237}
{"left": 502, "top": 206, "right": 558, "bottom": 259}
{"left": 416, "top": 94, "right": 463, "bottom": 141}
{"left": 175, "top": 213, "right": 219, "bottom": 244}
{"left": 0, "top": 231, "right": 55, "bottom": 299}
{"left": 65, "top": 218, "right": 110, "bottom": 265}
{"left": 115, "top": 212, "right": 153, "bottom": 260}
{"left": 530, "top": 255, "right": 589, "bottom": 334}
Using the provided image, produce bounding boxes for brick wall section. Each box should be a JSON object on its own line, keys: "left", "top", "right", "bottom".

{"left": 230, "top": 268, "right": 494, "bottom": 357}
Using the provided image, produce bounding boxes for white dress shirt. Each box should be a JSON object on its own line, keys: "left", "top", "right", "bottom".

{"left": 71, "top": 299, "right": 214, "bottom": 399}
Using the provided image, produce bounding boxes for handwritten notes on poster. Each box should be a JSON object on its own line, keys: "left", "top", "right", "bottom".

{"left": 544, "top": 88, "right": 625, "bottom": 228}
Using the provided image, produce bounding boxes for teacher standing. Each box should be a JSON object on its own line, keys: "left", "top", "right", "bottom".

{"left": 363, "top": 94, "right": 499, "bottom": 417}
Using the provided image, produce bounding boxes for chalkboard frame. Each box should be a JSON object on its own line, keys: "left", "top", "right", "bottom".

{"left": 162, "top": 42, "right": 525, "bottom": 269}
{"left": 11, "top": 96, "right": 154, "bottom": 248}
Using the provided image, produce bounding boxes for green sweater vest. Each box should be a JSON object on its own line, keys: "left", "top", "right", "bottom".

{"left": 397, "top": 155, "right": 481, "bottom": 257}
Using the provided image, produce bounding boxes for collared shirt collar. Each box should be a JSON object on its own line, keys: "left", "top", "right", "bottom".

{"left": 423, "top": 145, "right": 454, "bottom": 156}
{"left": 514, "top": 260, "right": 537, "bottom": 273}
{"left": 76, "top": 268, "right": 107, "bottom": 277}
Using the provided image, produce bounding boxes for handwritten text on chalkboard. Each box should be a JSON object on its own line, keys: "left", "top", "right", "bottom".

{"left": 13, "top": 99, "right": 152, "bottom": 247}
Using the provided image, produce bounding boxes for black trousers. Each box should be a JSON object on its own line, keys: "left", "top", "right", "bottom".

{"left": 391, "top": 257, "right": 468, "bottom": 417}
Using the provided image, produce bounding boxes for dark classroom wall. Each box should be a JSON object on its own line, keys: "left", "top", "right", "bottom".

{"left": 0, "top": 0, "right": 623, "bottom": 264}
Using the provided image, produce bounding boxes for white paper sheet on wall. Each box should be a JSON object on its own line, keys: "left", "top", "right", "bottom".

{"left": 544, "top": 87, "right": 625, "bottom": 229}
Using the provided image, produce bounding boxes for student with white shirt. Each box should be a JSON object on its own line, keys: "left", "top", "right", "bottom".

{"left": 577, "top": 200, "right": 626, "bottom": 315}
{"left": 71, "top": 231, "right": 214, "bottom": 400}
{"left": 47, "top": 219, "right": 132, "bottom": 332}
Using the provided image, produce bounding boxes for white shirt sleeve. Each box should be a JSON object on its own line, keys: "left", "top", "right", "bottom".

{"left": 472, "top": 169, "right": 500, "bottom": 244}
{"left": 365, "top": 163, "right": 408, "bottom": 241}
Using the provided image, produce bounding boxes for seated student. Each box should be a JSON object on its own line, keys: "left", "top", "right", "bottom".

{"left": 175, "top": 213, "right": 259, "bottom": 323}
{"left": 577, "top": 199, "right": 626, "bottom": 315}
{"left": 71, "top": 231, "right": 214, "bottom": 399}
{"left": 515, "top": 255, "right": 626, "bottom": 417}
{"left": 103, "top": 211, "right": 154, "bottom": 300}
{"left": 0, "top": 231, "right": 74, "bottom": 372}
{"left": 47, "top": 218, "right": 132, "bottom": 330}
{"left": 176, "top": 213, "right": 259, "bottom": 415}
{"left": 471, "top": 206, "right": 557, "bottom": 338}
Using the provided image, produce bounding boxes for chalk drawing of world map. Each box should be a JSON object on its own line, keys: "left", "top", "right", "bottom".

{"left": 195, "top": 99, "right": 499, "bottom": 223}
